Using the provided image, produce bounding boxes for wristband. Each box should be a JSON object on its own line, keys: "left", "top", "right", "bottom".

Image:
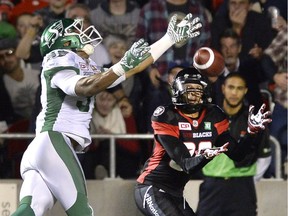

{"left": 111, "top": 63, "right": 125, "bottom": 76}
{"left": 149, "top": 34, "right": 174, "bottom": 62}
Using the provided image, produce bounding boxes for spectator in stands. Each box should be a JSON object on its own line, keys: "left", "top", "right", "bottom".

{"left": 34, "top": 0, "right": 68, "bottom": 32}
{"left": 65, "top": 3, "right": 111, "bottom": 67}
{"left": 211, "top": 0, "right": 275, "bottom": 65}
{"left": 91, "top": 0, "right": 140, "bottom": 47}
{"left": 135, "top": 0, "right": 211, "bottom": 133}
{"left": 0, "top": 20, "right": 17, "bottom": 40}
{"left": 196, "top": 73, "right": 271, "bottom": 216}
{"left": 261, "top": 15, "right": 287, "bottom": 179}
{"left": 0, "top": 37, "right": 40, "bottom": 120}
{"left": 103, "top": 34, "right": 140, "bottom": 118}
{"left": 9, "top": 0, "right": 48, "bottom": 25}
{"left": 77, "top": 0, "right": 102, "bottom": 10}
{"left": 15, "top": 13, "right": 42, "bottom": 70}
{"left": 0, "top": 19, "right": 20, "bottom": 143}
{"left": 81, "top": 90, "right": 141, "bottom": 179}
{"left": 211, "top": 28, "right": 264, "bottom": 110}
{"left": 0, "top": 73, "right": 18, "bottom": 139}
{"left": 0, "top": 0, "right": 14, "bottom": 22}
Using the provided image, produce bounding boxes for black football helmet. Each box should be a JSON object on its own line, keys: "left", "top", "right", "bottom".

{"left": 171, "top": 67, "right": 211, "bottom": 114}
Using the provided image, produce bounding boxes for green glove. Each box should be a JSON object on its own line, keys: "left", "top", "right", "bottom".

{"left": 167, "top": 13, "right": 202, "bottom": 44}
{"left": 112, "top": 39, "right": 151, "bottom": 76}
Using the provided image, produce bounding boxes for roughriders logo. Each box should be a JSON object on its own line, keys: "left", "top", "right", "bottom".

{"left": 44, "top": 20, "right": 64, "bottom": 48}
{"left": 145, "top": 194, "right": 159, "bottom": 216}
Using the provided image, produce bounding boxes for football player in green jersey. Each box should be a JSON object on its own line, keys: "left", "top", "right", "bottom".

{"left": 12, "top": 14, "right": 202, "bottom": 216}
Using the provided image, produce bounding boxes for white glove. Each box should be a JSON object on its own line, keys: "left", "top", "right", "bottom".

{"left": 247, "top": 103, "right": 272, "bottom": 134}
{"left": 112, "top": 38, "right": 151, "bottom": 76}
{"left": 199, "top": 142, "right": 229, "bottom": 159}
{"left": 166, "top": 13, "right": 202, "bottom": 44}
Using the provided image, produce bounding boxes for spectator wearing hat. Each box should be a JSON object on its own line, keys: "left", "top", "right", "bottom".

{"left": 0, "top": 20, "right": 17, "bottom": 42}
{"left": 0, "top": 0, "right": 13, "bottom": 22}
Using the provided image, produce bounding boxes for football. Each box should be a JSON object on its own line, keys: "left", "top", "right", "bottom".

{"left": 193, "top": 47, "right": 225, "bottom": 78}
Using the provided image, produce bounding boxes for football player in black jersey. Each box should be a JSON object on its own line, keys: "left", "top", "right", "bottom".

{"left": 134, "top": 67, "right": 272, "bottom": 216}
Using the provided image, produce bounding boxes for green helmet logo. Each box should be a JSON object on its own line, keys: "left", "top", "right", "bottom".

{"left": 43, "top": 20, "right": 64, "bottom": 49}
{"left": 40, "top": 18, "right": 102, "bottom": 57}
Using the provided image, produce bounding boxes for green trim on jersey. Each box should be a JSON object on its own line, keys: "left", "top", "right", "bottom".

{"left": 48, "top": 131, "right": 86, "bottom": 194}
{"left": 41, "top": 66, "right": 79, "bottom": 132}
{"left": 203, "top": 153, "right": 256, "bottom": 177}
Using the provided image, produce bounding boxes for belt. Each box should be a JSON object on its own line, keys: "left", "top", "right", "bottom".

{"left": 205, "top": 176, "right": 253, "bottom": 181}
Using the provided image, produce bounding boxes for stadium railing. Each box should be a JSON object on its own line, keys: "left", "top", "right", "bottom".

{"left": 0, "top": 133, "right": 283, "bottom": 179}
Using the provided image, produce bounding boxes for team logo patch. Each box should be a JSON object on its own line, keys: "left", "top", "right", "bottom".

{"left": 192, "top": 120, "right": 198, "bottom": 127}
{"left": 79, "top": 62, "right": 88, "bottom": 70}
{"left": 179, "top": 122, "right": 191, "bottom": 130}
{"left": 204, "top": 122, "right": 211, "bottom": 130}
{"left": 153, "top": 106, "right": 165, "bottom": 116}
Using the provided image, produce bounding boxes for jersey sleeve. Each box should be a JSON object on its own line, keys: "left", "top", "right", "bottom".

{"left": 151, "top": 106, "right": 179, "bottom": 137}
{"left": 43, "top": 50, "right": 83, "bottom": 96}
{"left": 51, "top": 69, "right": 83, "bottom": 96}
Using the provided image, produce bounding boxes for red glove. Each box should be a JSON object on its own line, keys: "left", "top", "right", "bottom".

{"left": 247, "top": 103, "right": 272, "bottom": 134}
{"left": 199, "top": 142, "right": 229, "bottom": 159}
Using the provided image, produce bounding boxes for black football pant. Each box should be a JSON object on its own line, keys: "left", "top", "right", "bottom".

{"left": 196, "top": 176, "right": 257, "bottom": 216}
{"left": 134, "top": 184, "right": 196, "bottom": 216}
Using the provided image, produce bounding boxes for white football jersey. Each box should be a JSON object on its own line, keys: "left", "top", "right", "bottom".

{"left": 36, "top": 49, "right": 102, "bottom": 148}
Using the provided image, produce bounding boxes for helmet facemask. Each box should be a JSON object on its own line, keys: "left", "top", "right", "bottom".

{"left": 65, "top": 19, "right": 102, "bottom": 47}
{"left": 65, "top": 19, "right": 103, "bottom": 55}
{"left": 40, "top": 18, "right": 103, "bottom": 56}
{"left": 171, "top": 68, "right": 211, "bottom": 114}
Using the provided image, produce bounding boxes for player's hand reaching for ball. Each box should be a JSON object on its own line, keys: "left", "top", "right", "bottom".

{"left": 112, "top": 39, "right": 151, "bottom": 76}
{"left": 167, "top": 13, "right": 202, "bottom": 44}
{"left": 199, "top": 143, "right": 229, "bottom": 159}
{"left": 247, "top": 103, "right": 272, "bottom": 134}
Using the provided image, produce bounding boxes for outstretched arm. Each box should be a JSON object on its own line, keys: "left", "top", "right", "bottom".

{"left": 76, "top": 13, "right": 202, "bottom": 97}
{"left": 125, "top": 13, "right": 202, "bottom": 77}
{"left": 215, "top": 103, "right": 272, "bottom": 161}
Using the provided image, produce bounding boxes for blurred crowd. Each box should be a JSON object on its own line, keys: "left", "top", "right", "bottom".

{"left": 0, "top": 0, "right": 286, "bottom": 180}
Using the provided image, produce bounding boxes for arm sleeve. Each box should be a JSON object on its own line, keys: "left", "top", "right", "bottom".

{"left": 157, "top": 134, "right": 210, "bottom": 174}
{"left": 51, "top": 69, "right": 83, "bottom": 96}
{"left": 214, "top": 131, "right": 259, "bottom": 162}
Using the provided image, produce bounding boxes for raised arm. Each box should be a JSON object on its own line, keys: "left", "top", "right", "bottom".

{"left": 75, "top": 13, "right": 202, "bottom": 97}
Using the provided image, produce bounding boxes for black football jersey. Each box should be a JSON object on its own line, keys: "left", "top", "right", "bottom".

{"left": 137, "top": 104, "right": 231, "bottom": 196}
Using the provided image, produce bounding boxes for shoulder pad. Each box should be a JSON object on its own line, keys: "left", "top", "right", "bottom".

{"left": 42, "top": 49, "right": 79, "bottom": 70}
{"left": 151, "top": 105, "right": 176, "bottom": 123}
